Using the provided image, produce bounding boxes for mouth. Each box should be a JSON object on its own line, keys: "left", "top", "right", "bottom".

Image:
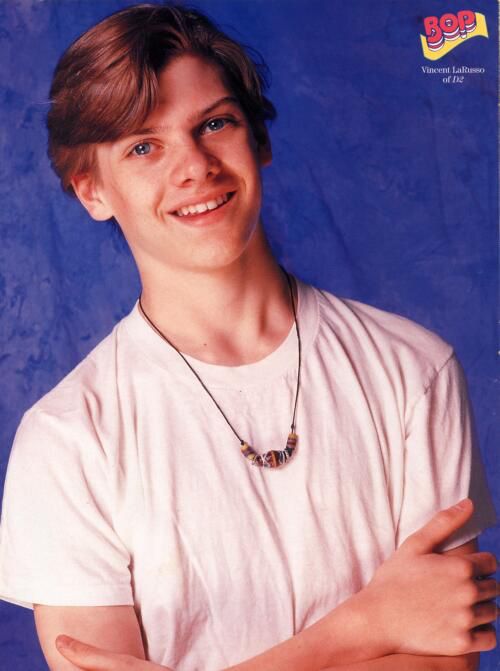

{"left": 169, "top": 191, "right": 236, "bottom": 221}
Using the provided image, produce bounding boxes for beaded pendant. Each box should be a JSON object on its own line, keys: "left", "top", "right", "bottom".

{"left": 240, "top": 432, "right": 297, "bottom": 468}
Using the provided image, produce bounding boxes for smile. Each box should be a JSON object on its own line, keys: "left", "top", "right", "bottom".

{"left": 172, "top": 191, "right": 235, "bottom": 217}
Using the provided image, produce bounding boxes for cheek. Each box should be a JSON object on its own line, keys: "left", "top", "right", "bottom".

{"left": 109, "top": 176, "right": 162, "bottom": 216}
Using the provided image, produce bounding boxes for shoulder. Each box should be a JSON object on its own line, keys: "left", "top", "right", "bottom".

{"left": 302, "top": 281, "right": 455, "bottom": 403}
{"left": 28, "top": 308, "right": 135, "bottom": 417}
{"left": 12, "top": 308, "right": 137, "bottom": 461}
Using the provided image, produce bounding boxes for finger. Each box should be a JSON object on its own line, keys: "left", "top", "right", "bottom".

{"left": 475, "top": 579, "right": 500, "bottom": 601}
{"left": 399, "top": 499, "right": 474, "bottom": 556}
{"left": 471, "top": 601, "right": 499, "bottom": 627}
{"left": 468, "top": 624, "right": 497, "bottom": 653}
{"left": 56, "top": 635, "right": 133, "bottom": 670}
{"left": 466, "top": 552, "right": 498, "bottom": 577}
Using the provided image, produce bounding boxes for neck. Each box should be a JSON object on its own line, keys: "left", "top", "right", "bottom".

{"left": 137, "top": 231, "right": 296, "bottom": 366}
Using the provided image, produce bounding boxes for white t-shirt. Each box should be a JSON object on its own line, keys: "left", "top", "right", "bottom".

{"left": 0, "top": 280, "right": 495, "bottom": 670}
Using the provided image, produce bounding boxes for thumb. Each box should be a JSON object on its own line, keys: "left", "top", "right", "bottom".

{"left": 56, "top": 635, "right": 148, "bottom": 670}
{"left": 56, "top": 635, "right": 122, "bottom": 670}
{"left": 399, "top": 498, "right": 474, "bottom": 556}
{"left": 55, "top": 636, "right": 169, "bottom": 671}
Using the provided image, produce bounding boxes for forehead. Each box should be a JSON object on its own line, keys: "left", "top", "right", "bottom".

{"left": 144, "top": 55, "right": 234, "bottom": 125}
{"left": 157, "top": 54, "right": 231, "bottom": 104}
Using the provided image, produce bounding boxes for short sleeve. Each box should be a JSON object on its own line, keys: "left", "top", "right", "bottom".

{"left": 0, "top": 407, "right": 133, "bottom": 609}
{"left": 395, "top": 353, "right": 497, "bottom": 550}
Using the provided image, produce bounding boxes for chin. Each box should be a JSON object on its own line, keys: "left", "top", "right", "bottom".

{"left": 187, "top": 251, "right": 246, "bottom": 274}
{"left": 142, "top": 219, "right": 262, "bottom": 274}
{"left": 193, "top": 226, "right": 259, "bottom": 270}
{"left": 188, "top": 239, "right": 256, "bottom": 274}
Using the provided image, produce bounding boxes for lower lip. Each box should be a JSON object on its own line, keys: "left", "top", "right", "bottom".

{"left": 170, "top": 192, "right": 236, "bottom": 227}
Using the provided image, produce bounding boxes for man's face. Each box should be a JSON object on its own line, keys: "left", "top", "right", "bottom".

{"left": 75, "top": 54, "right": 271, "bottom": 276}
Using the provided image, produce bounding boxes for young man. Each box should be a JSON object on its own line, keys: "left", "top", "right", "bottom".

{"left": 0, "top": 4, "right": 497, "bottom": 671}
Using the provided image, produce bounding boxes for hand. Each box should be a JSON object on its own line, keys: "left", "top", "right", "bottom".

{"left": 361, "top": 498, "right": 498, "bottom": 657}
{"left": 55, "top": 635, "right": 173, "bottom": 671}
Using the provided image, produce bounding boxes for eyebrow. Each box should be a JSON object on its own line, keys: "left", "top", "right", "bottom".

{"left": 126, "top": 96, "right": 241, "bottom": 138}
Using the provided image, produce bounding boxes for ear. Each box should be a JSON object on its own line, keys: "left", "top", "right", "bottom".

{"left": 71, "top": 173, "right": 114, "bottom": 221}
{"left": 255, "top": 124, "right": 272, "bottom": 167}
{"left": 258, "top": 138, "right": 272, "bottom": 167}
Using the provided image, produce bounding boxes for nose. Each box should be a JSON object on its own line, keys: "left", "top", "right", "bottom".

{"left": 169, "top": 138, "right": 221, "bottom": 186}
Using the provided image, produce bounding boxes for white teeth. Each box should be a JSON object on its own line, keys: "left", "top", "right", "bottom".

{"left": 175, "top": 192, "right": 232, "bottom": 217}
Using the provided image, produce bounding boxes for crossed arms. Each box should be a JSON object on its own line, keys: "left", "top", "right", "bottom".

{"left": 34, "top": 501, "right": 497, "bottom": 671}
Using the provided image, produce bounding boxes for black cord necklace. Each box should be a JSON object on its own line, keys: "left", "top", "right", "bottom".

{"left": 138, "top": 269, "right": 301, "bottom": 469}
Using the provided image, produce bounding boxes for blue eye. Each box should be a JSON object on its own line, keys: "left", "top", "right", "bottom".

{"left": 203, "top": 118, "right": 232, "bottom": 134}
{"left": 132, "top": 142, "right": 151, "bottom": 156}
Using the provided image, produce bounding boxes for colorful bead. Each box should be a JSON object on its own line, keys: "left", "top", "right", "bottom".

{"left": 240, "top": 433, "right": 297, "bottom": 468}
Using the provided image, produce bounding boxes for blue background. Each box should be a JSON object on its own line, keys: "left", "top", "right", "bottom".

{"left": 0, "top": 0, "right": 498, "bottom": 668}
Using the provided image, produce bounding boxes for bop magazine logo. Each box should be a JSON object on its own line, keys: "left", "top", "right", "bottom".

{"left": 420, "top": 9, "right": 488, "bottom": 60}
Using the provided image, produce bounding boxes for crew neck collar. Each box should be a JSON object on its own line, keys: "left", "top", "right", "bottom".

{"left": 124, "top": 277, "right": 319, "bottom": 389}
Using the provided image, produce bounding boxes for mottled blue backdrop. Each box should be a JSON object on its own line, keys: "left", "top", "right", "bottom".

{"left": 0, "top": 1, "right": 498, "bottom": 669}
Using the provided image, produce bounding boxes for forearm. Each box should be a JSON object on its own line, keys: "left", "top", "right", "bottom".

{"left": 221, "top": 592, "right": 481, "bottom": 671}
{"left": 321, "top": 652, "right": 478, "bottom": 671}
{"left": 223, "top": 630, "right": 476, "bottom": 671}
{"left": 223, "top": 591, "right": 389, "bottom": 671}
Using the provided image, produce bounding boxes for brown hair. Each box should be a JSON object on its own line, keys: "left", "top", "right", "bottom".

{"left": 47, "top": 3, "right": 277, "bottom": 196}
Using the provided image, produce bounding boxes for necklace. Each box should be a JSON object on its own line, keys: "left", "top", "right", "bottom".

{"left": 138, "top": 269, "right": 301, "bottom": 469}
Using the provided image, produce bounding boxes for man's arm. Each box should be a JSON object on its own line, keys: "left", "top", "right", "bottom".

{"left": 52, "top": 639, "right": 478, "bottom": 671}
{"left": 37, "top": 503, "right": 495, "bottom": 671}
{"left": 34, "top": 604, "right": 146, "bottom": 671}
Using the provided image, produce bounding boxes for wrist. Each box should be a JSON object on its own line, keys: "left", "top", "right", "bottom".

{"left": 321, "top": 588, "right": 394, "bottom": 665}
